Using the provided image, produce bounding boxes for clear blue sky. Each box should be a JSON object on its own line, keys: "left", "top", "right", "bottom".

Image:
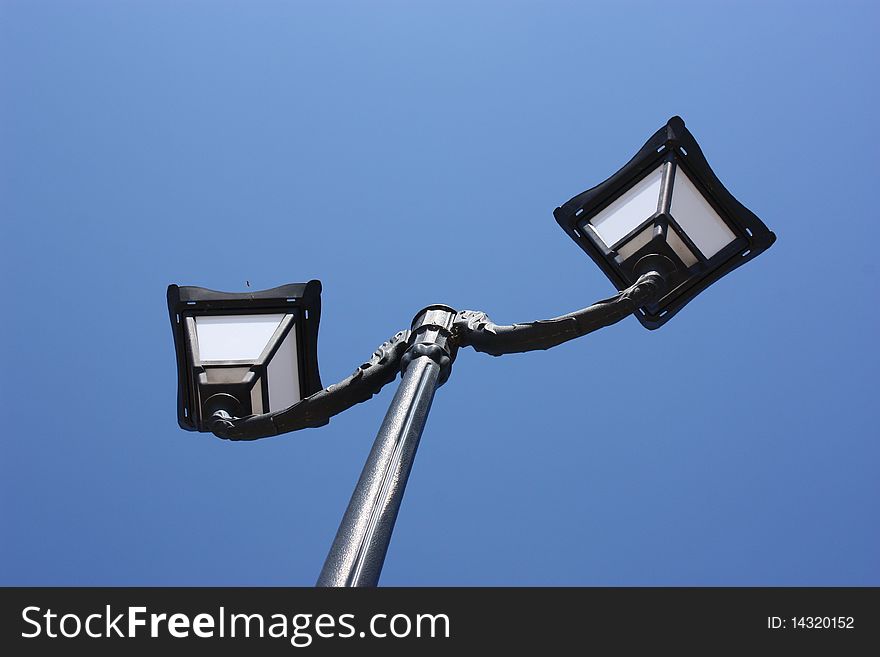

{"left": 2, "top": 1, "right": 878, "bottom": 586}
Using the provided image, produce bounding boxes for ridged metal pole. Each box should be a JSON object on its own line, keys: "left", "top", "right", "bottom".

{"left": 316, "top": 305, "right": 457, "bottom": 587}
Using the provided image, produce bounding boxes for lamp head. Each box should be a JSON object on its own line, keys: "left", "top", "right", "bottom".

{"left": 554, "top": 116, "right": 775, "bottom": 328}
{"left": 166, "top": 280, "right": 323, "bottom": 432}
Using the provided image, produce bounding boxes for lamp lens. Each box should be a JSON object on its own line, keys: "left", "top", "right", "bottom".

{"left": 589, "top": 166, "right": 663, "bottom": 248}
{"left": 194, "top": 314, "right": 285, "bottom": 362}
{"left": 670, "top": 169, "right": 736, "bottom": 259}
{"left": 266, "top": 324, "right": 302, "bottom": 411}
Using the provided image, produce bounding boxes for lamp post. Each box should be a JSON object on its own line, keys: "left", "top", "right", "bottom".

{"left": 167, "top": 117, "right": 775, "bottom": 586}
{"left": 315, "top": 306, "right": 459, "bottom": 587}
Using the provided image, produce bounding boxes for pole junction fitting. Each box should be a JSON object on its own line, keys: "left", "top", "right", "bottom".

{"left": 401, "top": 305, "right": 458, "bottom": 385}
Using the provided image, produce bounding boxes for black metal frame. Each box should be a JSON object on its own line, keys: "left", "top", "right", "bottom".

{"left": 166, "top": 281, "right": 323, "bottom": 432}
{"left": 554, "top": 116, "right": 776, "bottom": 329}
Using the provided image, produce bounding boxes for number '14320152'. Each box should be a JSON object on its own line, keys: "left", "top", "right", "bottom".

{"left": 767, "top": 616, "right": 854, "bottom": 629}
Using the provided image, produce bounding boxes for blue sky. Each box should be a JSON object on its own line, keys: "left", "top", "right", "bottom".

{"left": 2, "top": 1, "right": 878, "bottom": 586}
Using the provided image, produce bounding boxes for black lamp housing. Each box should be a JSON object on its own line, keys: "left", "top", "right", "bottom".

{"left": 554, "top": 116, "right": 775, "bottom": 329}
{"left": 167, "top": 280, "right": 323, "bottom": 432}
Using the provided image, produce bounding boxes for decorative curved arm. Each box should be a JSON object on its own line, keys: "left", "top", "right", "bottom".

{"left": 210, "top": 272, "right": 665, "bottom": 440}
{"left": 452, "top": 272, "right": 665, "bottom": 356}
{"left": 212, "top": 330, "right": 411, "bottom": 441}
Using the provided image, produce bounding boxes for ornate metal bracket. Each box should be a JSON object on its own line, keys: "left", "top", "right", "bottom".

{"left": 452, "top": 272, "right": 665, "bottom": 356}
{"left": 210, "top": 271, "right": 665, "bottom": 441}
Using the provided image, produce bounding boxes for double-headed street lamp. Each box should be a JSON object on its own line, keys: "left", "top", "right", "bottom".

{"left": 167, "top": 117, "right": 775, "bottom": 586}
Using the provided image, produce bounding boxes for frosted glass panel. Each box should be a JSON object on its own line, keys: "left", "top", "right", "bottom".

{"left": 667, "top": 227, "right": 698, "bottom": 267}
{"left": 670, "top": 169, "right": 736, "bottom": 258}
{"left": 590, "top": 166, "right": 663, "bottom": 247}
{"left": 267, "top": 325, "right": 301, "bottom": 411}
{"left": 204, "top": 367, "right": 250, "bottom": 384}
{"left": 250, "top": 377, "right": 264, "bottom": 415}
{"left": 616, "top": 226, "right": 654, "bottom": 261}
{"left": 195, "top": 314, "right": 284, "bottom": 362}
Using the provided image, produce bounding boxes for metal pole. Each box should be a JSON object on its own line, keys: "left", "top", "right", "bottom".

{"left": 316, "top": 305, "right": 458, "bottom": 587}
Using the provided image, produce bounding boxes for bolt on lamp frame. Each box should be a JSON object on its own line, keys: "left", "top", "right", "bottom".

{"left": 167, "top": 117, "right": 775, "bottom": 586}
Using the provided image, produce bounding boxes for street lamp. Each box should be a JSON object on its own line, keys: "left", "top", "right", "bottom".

{"left": 166, "top": 117, "right": 775, "bottom": 586}
{"left": 554, "top": 116, "right": 775, "bottom": 328}
{"left": 166, "top": 281, "right": 323, "bottom": 433}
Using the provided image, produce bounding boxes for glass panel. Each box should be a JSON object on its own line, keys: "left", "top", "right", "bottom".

{"left": 194, "top": 314, "right": 285, "bottom": 362}
{"left": 616, "top": 226, "right": 654, "bottom": 262}
{"left": 667, "top": 226, "right": 698, "bottom": 267}
{"left": 589, "top": 166, "right": 663, "bottom": 248}
{"left": 267, "top": 324, "right": 301, "bottom": 411}
{"left": 250, "top": 376, "right": 264, "bottom": 415}
{"left": 204, "top": 367, "right": 250, "bottom": 384}
{"left": 670, "top": 169, "right": 737, "bottom": 259}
